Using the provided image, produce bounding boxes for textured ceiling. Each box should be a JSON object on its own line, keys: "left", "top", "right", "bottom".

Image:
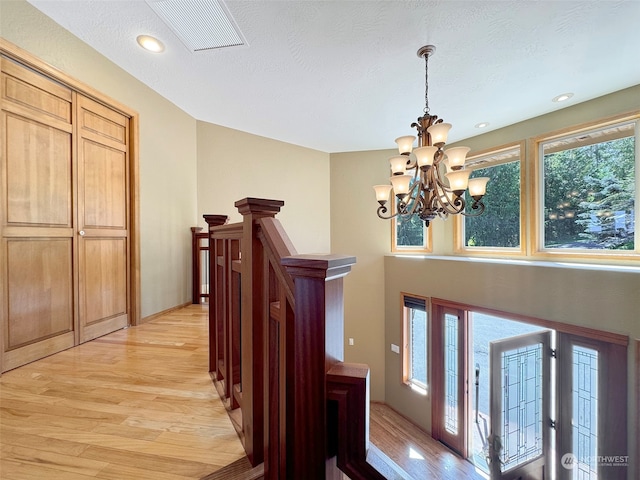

{"left": 27, "top": 0, "right": 640, "bottom": 153}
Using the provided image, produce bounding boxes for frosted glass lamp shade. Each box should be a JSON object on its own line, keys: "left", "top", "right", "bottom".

{"left": 445, "top": 169, "right": 471, "bottom": 193}
{"left": 414, "top": 146, "right": 439, "bottom": 167}
{"left": 373, "top": 184, "right": 393, "bottom": 202}
{"left": 389, "top": 155, "right": 409, "bottom": 175}
{"left": 468, "top": 176, "right": 489, "bottom": 197}
{"left": 426, "top": 122, "right": 452, "bottom": 145}
{"left": 395, "top": 135, "right": 416, "bottom": 155}
{"left": 390, "top": 174, "right": 412, "bottom": 195}
{"left": 444, "top": 146, "right": 470, "bottom": 169}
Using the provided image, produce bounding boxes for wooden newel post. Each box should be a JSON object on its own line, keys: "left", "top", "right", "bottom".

{"left": 235, "top": 198, "right": 285, "bottom": 466}
{"left": 282, "top": 254, "right": 356, "bottom": 479}
{"left": 191, "top": 227, "right": 203, "bottom": 305}
{"left": 203, "top": 215, "right": 229, "bottom": 376}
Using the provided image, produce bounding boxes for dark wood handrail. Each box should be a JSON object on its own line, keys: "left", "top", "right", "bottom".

{"left": 258, "top": 217, "right": 296, "bottom": 306}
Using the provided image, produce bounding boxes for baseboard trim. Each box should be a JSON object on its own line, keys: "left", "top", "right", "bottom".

{"left": 139, "top": 301, "right": 193, "bottom": 324}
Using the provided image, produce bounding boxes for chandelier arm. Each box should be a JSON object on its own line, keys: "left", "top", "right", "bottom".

{"left": 398, "top": 178, "right": 422, "bottom": 216}
{"left": 433, "top": 178, "right": 466, "bottom": 215}
{"left": 460, "top": 200, "right": 486, "bottom": 217}
{"left": 376, "top": 205, "right": 401, "bottom": 220}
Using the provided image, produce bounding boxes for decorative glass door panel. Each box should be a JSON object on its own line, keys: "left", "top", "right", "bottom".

{"left": 445, "top": 313, "right": 459, "bottom": 435}
{"left": 571, "top": 345, "right": 598, "bottom": 480}
{"left": 490, "top": 331, "right": 551, "bottom": 479}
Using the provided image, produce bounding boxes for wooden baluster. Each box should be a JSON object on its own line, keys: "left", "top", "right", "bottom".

{"left": 235, "top": 198, "right": 284, "bottom": 466}
{"left": 203, "top": 215, "right": 229, "bottom": 378}
{"left": 282, "top": 254, "right": 356, "bottom": 479}
{"left": 229, "top": 239, "right": 242, "bottom": 410}
{"left": 191, "top": 227, "right": 203, "bottom": 305}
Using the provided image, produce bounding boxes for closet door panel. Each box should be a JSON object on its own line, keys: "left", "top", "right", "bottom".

{"left": 5, "top": 114, "right": 72, "bottom": 226}
{"left": 6, "top": 238, "right": 74, "bottom": 348}
{"left": 76, "top": 94, "right": 129, "bottom": 343}
{"left": 81, "top": 237, "right": 127, "bottom": 322}
{"left": 1, "top": 59, "right": 72, "bottom": 123}
{"left": 1, "top": 57, "right": 76, "bottom": 372}
{"left": 80, "top": 140, "right": 127, "bottom": 229}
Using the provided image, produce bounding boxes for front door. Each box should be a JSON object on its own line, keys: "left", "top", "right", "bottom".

{"left": 489, "top": 330, "right": 551, "bottom": 479}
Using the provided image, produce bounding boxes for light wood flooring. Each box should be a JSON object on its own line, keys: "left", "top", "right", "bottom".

{"left": 0, "top": 305, "right": 245, "bottom": 480}
{"left": 369, "top": 403, "right": 486, "bottom": 480}
{"left": 1, "top": 304, "right": 485, "bottom": 480}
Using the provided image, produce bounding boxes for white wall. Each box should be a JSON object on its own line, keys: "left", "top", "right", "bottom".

{"left": 1, "top": 0, "right": 199, "bottom": 318}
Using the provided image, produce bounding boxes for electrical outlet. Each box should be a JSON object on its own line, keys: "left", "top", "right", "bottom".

{"left": 390, "top": 343, "right": 400, "bottom": 354}
{"left": 348, "top": 338, "right": 354, "bottom": 346}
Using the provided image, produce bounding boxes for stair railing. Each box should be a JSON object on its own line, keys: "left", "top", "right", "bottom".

{"left": 202, "top": 198, "right": 388, "bottom": 479}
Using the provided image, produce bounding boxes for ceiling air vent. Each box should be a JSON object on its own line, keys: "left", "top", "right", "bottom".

{"left": 146, "top": 0, "right": 246, "bottom": 52}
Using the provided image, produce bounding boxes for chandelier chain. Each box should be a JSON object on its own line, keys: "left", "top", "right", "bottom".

{"left": 424, "top": 52, "right": 429, "bottom": 114}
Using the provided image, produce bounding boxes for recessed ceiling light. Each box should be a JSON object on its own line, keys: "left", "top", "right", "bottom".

{"left": 136, "top": 35, "right": 165, "bottom": 53}
{"left": 552, "top": 92, "right": 573, "bottom": 103}
{"left": 475, "top": 122, "right": 490, "bottom": 129}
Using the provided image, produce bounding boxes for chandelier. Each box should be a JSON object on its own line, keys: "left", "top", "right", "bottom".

{"left": 373, "top": 45, "right": 489, "bottom": 227}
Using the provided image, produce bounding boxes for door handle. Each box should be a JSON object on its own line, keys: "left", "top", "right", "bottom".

{"left": 79, "top": 230, "right": 86, "bottom": 236}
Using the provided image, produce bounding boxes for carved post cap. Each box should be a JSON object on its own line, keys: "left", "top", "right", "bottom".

{"left": 282, "top": 254, "right": 356, "bottom": 280}
{"left": 203, "top": 214, "right": 229, "bottom": 226}
{"left": 235, "top": 197, "right": 284, "bottom": 217}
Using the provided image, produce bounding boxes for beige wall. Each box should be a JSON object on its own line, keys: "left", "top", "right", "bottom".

{"left": 1, "top": 0, "right": 198, "bottom": 318}
{"left": 330, "top": 149, "right": 391, "bottom": 401}
{"left": 331, "top": 84, "right": 640, "bottom": 478}
{"left": 196, "top": 122, "right": 330, "bottom": 253}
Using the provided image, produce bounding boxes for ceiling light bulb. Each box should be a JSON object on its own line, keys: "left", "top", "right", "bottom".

{"left": 137, "top": 35, "right": 165, "bottom": 53}
{"left": 475, "top": 122, "right": 490, "bottom": 129}
{"left": 552, "top": 92, "right": 573, "bottom": 103}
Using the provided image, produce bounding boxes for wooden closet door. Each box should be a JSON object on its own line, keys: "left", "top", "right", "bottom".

{"left": 76, "top": 94, "right": 129, "bottom": 343}
{"left": 0, "top": 58, "right": 76, "bottom": 371}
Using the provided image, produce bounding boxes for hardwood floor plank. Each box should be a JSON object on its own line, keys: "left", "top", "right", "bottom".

{"left": 1, "top": 444, "right": 108, "bottom": 477}
{"left": 0, "top": 458, "right": 99, "bottom": 480}
{"left": 95, "top": 462, "right": 196, "bottom": 480}
{"left": 79, "top": 445, "right": 222, "bottom": 478}
{"left": 0, "top": 427, "right": 90, "bottom": 456}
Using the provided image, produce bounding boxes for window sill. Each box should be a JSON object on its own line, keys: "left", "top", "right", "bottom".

{"left": 403, "top": 381, "right": 428, "bottom": 396}
{"left": 390, "top": 253, "right": 640, "bottom": 273}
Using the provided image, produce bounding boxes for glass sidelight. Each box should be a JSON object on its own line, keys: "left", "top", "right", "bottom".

{"left": 431, "top": 305, "right": 468, "bottom": 457}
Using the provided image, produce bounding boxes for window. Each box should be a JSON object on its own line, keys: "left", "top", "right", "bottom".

{"left": 455, "top": 144, "right": 524, "bottom": 254}
{"left": 537, "top": 118, "right": 638, "bottom": 255}
{"left": 395, "top": 215, "right": 427, "bottom": 249}
{"left": 393, "top": 179, "right": 432, "bottom": 252}
{"left": 401, "top": 294, "right": 428, "bottom": 392}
